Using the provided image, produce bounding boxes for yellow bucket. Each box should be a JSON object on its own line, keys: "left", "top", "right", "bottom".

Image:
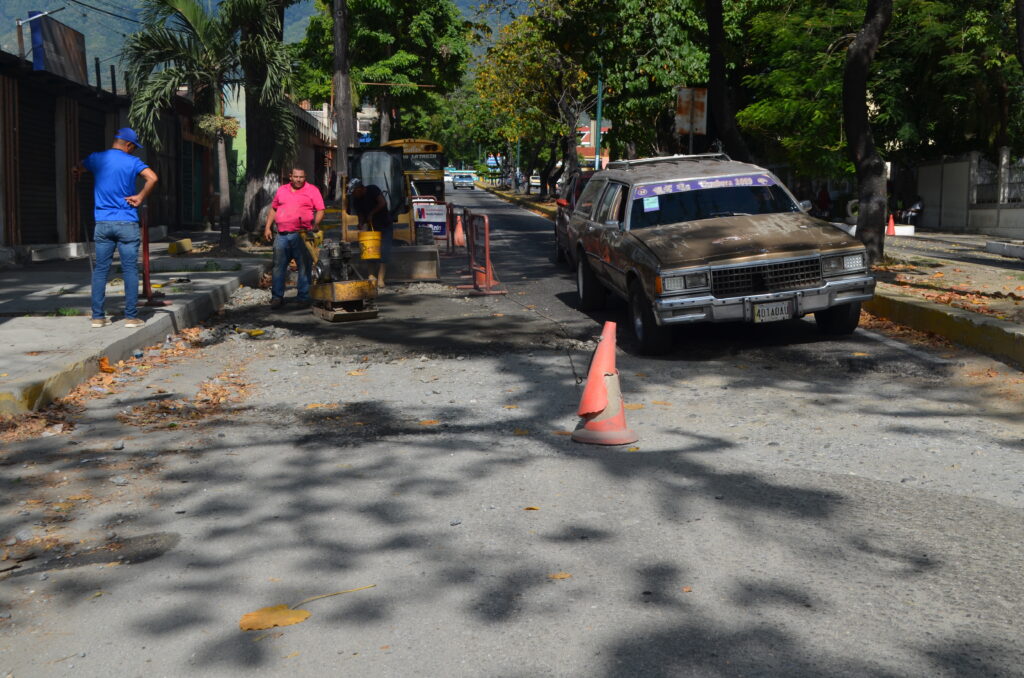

{"left": 358, "top": 230, "right": 382, "bottom": 259}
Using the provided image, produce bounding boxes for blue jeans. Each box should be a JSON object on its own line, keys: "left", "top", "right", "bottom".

{"left": 92, "top": 220, "right": 140, "bottom": 319}
{"left": 272, "top": 231, "right": 312, "bottom": 301}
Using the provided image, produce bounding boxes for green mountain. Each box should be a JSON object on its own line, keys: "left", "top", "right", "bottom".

{"left": 1, "top": 1, "right": 485, "bottom": 65}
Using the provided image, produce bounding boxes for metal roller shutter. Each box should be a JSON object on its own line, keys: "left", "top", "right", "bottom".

{"left": 17, "top": 83, "right": 57, "bottom": 244}
{"left": 77, "top": 105, "right": 108, "bottom": 236}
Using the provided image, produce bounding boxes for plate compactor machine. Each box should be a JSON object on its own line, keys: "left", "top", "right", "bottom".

{"left": 305, "top": 233, "right": 379, "bottom": 322}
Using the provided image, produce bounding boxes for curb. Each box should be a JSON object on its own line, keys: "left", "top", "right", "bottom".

{"left": 478, "top": 184, "right": 557, "bottom": 218}
{"left": 866, "top": 288, "right": 1024, "bottom": 369}
{"left": 984, "top": 241, "right": 1024, "bottom": 260}
{"left": 0, "top": 262, "right": 269, "bottom": 414}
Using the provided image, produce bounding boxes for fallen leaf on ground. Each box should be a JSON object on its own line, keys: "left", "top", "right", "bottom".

{"left": 98, "top": 357, "right": 115, "bottom": 374}
{"left": 283, "top": 651, "right": 300, "bottom": 658}
{"left": 932, "top": 272, "right": 945, "bottom": 278}
{"left": 492, "top": 313, "right": 504, "bottom": 317}
{"left": 305, "top": 403, "right": 338, "bottom": 409}
{"left": 419, "top": 419, "right": 440, "bottom": 426}
{"left": 651, "top": 400, "right": 671, "bottom": 406}
{"left": 851, "top": 352, "right": 870, "bottom": 357}
{"left": 635, "top": 372, "right": 648, "bottom": 377}
{"left": 239, "top": 605, "right": 311, "bottom": 631}
{"left": 682, "top": 586, "right": 693, "bottom": 593}
{"left": 548, "top": 572, "right": 572, "bottom": 580}
{"left": 523, "top": 506, "right": 541, "bottom": 511}
{"left": 624, "top": 403, "right": 644, "bottom": 410}
{"left": 347, "top": 370, "right": 366, "bottom": 376}
{"left": 503, "top": 405, "right": 518, "bottom": 409}
{"left": 513, "top": 428, "right": 530, "bottom": 435}
{"left": 627, "top": 446, "right": 640, "bottom": 452}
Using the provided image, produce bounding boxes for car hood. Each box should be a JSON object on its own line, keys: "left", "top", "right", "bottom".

{"left": 628, "top": 212, "right": 861, "bottom": 268}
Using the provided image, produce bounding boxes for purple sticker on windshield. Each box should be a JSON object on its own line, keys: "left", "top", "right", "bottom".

{"left": 634, "top": 173, "right": 775, "bottom": 199}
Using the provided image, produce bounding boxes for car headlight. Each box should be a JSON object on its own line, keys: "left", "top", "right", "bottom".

{"left": 659, "top": 271, "right": 709, "bottom": 293}
{"left": 822, "top": 252, "right": 866, "bottom": 275}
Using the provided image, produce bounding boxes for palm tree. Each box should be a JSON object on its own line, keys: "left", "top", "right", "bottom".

{"left": 123, "top": 0, "right": 295, "bottom": 247}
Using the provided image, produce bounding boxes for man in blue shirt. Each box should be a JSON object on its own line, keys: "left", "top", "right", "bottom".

{"left": 74, "top": 128, "right": 159, "bottom": 328}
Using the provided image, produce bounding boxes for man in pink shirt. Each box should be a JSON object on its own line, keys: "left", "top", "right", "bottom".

{"left": 263, "top": 168, "right": 325, "bottom": 308}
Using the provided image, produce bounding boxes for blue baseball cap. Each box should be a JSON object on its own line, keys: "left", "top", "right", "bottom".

{"left": 114, "top": 127, "right": 144, "bottom": 149}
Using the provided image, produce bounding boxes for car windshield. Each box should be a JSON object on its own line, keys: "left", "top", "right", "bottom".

{"left": 629, "top": 180, "right": 800, "bottom": 230}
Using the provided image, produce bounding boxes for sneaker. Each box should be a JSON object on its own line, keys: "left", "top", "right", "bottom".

{"left": 270, "top": 297, "right": 284, "bottom": 309}
{"left": 124, "top": 317, "right": 146, "bottom": 328}
{"left": 91, "top": 317, "right": 110, "bottom": 328}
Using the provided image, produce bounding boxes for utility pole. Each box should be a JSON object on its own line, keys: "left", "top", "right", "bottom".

{"left": 594, "top": 73, "right": 603, "bottom": 170}
{"left": 333, "top": 0, "right": 354, "bottom": 187}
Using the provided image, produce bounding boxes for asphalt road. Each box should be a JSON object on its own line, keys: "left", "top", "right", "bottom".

{"left": 2, "top": 189, "right": 1023, "bottom": 677}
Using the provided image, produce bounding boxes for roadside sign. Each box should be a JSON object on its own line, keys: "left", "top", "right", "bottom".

{"left": 414, "top": 203, "right": 448, "bottom": 236}
{"left": 674, "top": 87, "right": 708, "bottom": 136}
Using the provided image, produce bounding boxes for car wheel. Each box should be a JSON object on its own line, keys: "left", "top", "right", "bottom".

{"left": 815, "top": 301, "right": 861, "bottom": 335}
{"left": 552, "top": 228, "right": 566, "bottom": 264}
{"left": 629, "top": 284, "right": 673, "bottom": 355}
{"left": 576, "top": 253, "right": 606, "bottom": 310}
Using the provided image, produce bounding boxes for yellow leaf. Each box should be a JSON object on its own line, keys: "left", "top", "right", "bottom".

{"left": 503, "top": 404, "right": 519, "bottom": 409}
{"left": 245, "top": 330, "right": 265, "bottom": 337}
{"left": 513, "top": 428, "right": 530, "bottom": 435}
{"left": 0, "top": 373, "right": 7, "bottom": 377}
{"left": 419, "top": 419, "right": 440, "bottom": 426}
{"left": 682, "top": 586, "right": 693, "bottom": 593}
{"left": 347, "top": 370, "right": 366, "bottom": 376}
{"left": 651, "top": 400, "right": 671, "bottom": 406}
{"left": 98, "top": 357, "right": 116, "bottom": 374}
{"left": 492, "top": 313, "right": 505, "bottom": 317}
{"left": 523, "top": 506, "right": 540, "bottom": 511}
{"left": 548, "top": 572, "right": 572, "bottom": 580}
{"left": 283, "top": 651, "right": 300, "bottom": 659}
{"left": 305, "top": 403, "right": 338, "bottom": 409}
{"left": 151, "top": 283, "right": 163, "bottom": 288}
{"left": 239, "top": 605, "right": 311, "bottom": 631}
{"left": 933, "top": 272, "right": 945, "bottom": 278}
{"left": 627, "top": 446, "right": 640, "bottom": 452}
{"left": 624, "top": 403, "right": 644, "bottom": 410}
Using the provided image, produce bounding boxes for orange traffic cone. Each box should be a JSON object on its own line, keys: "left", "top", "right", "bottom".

{"left": 571, "top": 322, "right": 638, "bottom": 446}
{"left": 886, "top": 213, "right": 896, "bottom": 236}
{"left": 454, "top": 215, "right": 466, "bottom": 247}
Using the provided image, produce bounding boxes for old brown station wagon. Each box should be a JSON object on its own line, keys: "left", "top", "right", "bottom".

{"left": 564, "top": 154, "right": 875, "bottom": 354}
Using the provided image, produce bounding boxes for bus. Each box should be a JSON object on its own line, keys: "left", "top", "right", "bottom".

{"left": 381, "top": 138, "right": 446, "bottom": 202}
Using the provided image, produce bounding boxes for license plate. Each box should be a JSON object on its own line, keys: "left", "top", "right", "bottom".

{"left": 753, "top": 300, "right": 792, "bottom": 323}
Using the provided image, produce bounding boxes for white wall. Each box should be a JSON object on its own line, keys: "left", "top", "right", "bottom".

{"left": 969, "top": 207, "right": 1024, "bottom": 239}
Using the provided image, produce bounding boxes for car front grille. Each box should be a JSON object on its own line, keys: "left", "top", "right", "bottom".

{"left": 711, "top": 258, "right": 823, "bottom": 298}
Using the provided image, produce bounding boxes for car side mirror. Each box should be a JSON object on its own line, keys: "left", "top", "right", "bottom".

{"left": 556, "top": 198, "right": 569, "bottom": 208}
{"left": 799, "top": 200, "right": 813, "bottom": 212}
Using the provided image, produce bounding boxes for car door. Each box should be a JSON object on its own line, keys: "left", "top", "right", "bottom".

{"left": 591, "top": 182, "right": 630, "bottom": 293}
{"left": 568, "top": 177, "right": 607, "bottom": 265}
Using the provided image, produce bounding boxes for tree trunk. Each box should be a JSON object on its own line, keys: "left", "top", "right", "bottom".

{"left": 332, "top": 0, "right": 353, "bottom": 191}
{"left": 241, "top": 3, "right": 287, "bottom": 236}
{"left": 843, "top": 0, "right": 892, "bottom": 264}
{"left": 216, "top": 133, "right": 233, "bottom": 247}
{"left": 241, "top": 93, "right": 278, "bottom": 238}
{"left": 705, "top": 0, "right": 751, "bottom": 162}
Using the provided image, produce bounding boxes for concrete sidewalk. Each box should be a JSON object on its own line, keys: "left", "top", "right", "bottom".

{"left": 480, "top": 183, "right": 1024, "bottom": 370}
{"left": 0, "top": 245, "right": 269, "bottom": 413}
